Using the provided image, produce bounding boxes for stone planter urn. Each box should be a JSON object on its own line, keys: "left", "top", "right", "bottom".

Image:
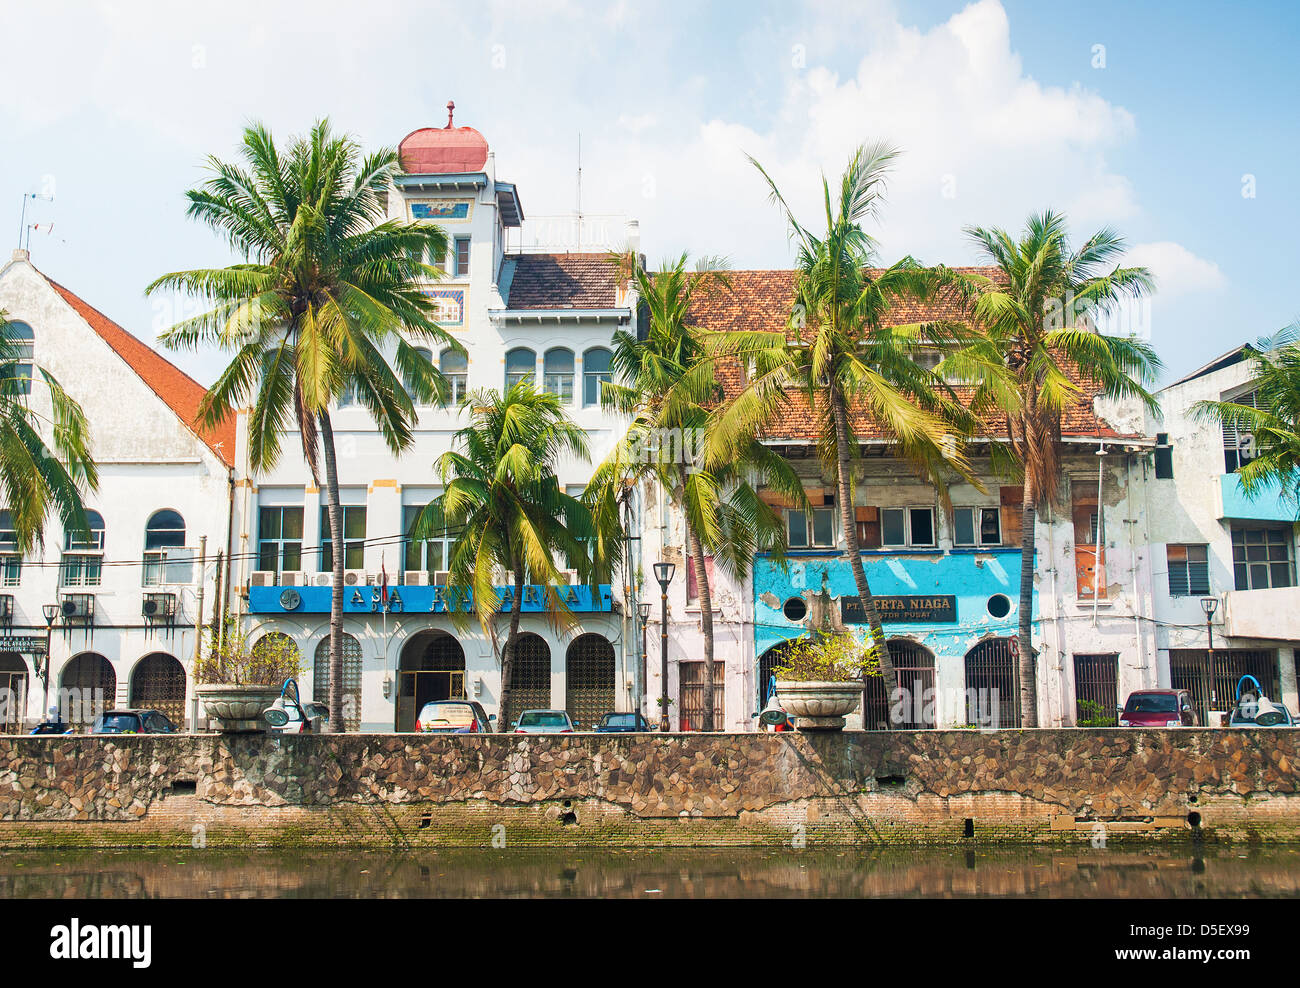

{"left": 775, "top": 680, "right": 862, "bottom": 731}
{"left": 194, "top": 684, "right": 281, "bottom": 732}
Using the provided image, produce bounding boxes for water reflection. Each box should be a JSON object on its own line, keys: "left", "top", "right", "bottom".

{"left": 1, "top": 846, "right": 1297, "bottom": 898}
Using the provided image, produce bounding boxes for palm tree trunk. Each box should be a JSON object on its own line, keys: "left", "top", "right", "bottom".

{"left": 1017, "top": 473, "right": 1038, "bottom": 728}
{"left": 678, "top": 463, "right": 715, "bottom": 731}
{"left": 497, "top": 567, "right": 525, "bottom": 732}
{"left": 829, "top": 388, "right": 896, "bottom": 719}
{"left": 318, "top": 411, "right": 346, "bottom": 734}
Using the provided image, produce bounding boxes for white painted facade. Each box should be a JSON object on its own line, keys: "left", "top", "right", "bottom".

{"left": 0, "top": 252, "right": 233, "bottom": 730}
{"left": 230, "top": 126, "right": 644, "bottom": 731}
{"left": 1142, "top": 352, "right": 1300, "bottom": 716}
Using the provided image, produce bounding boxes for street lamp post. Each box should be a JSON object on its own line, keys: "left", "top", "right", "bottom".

{"left": 1200, "top": 596, "right": 1219, "bottom": 724}
{"left": 652, "top": 562, "right": 675, "bottom": 732}
{"left": 638, "top": 601, "right": 651, "bottom": 728}
{"left": 41, "top": 603, "right": 59, "bottom": 724}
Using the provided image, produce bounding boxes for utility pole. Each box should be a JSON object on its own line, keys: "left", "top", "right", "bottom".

{"left": 192, "top": 536, "right": 207, "bottom": 731}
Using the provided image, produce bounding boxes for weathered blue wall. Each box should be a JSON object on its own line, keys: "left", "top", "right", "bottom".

{"left": 753, "top": 549, "right": 1032, "bottom": 659}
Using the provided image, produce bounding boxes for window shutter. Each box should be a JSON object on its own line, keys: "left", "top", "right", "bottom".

{"left": 999, "top": 487, "right": 1023, "bottom": 547}
{"left": 856, "top": 505, "right": 881, "bottom": 549}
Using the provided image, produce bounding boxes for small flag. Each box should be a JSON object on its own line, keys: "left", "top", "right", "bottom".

{"left": 379, "top": 555, "right": 389, "bottom": 610}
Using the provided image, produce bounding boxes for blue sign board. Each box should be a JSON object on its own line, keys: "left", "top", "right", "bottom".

{"left": 249, "top": 583, "right": 614, "bottom": 615}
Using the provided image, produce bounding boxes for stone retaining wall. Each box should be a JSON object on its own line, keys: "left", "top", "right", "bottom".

{"left": 1, "top": 729, "right": 1297, "bottom": 848}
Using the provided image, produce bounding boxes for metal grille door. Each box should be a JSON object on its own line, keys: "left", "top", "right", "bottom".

{"left": 565, "top": 633, "right": 615, "bottom": 729}
{"left": 862, "top": 640, "right": 937, "bottom": 730}
{"left": 59, "top": 653, "right": 116, "bottom": 727}
{"left": 679, "top": 661, "right": 724, "bottom": 731}
{"left": 397, "top": 633, "right": 466, "bottom": 731}
{"left": 0, "top": 652, "right": 27, "bottom": 732}
{"left": 964, "top": 638, "right": 1020, "bottom": 728}
{"left": 129, "top": 653, "right": 187, "bottom": 727}
{"left": 1073, "top": 653, "right": 1118, "bottom": 725}
{"left": 1169, "top": 648, "right": 1279, "bottom": 723}
{"left": 314, "top": 634, "right": 364, "bottom": 731}
{"left": 507, "top": 633, "right": 551, "bottom": 727}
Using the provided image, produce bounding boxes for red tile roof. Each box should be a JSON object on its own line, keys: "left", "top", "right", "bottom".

{"left": 44, "top": 276, "right": 235, "bottom": 466}
{"left": 506, "top": 253, "right": 619, "bottom": 310}
{"left": 689, "top": 268, "right": 1137, "bottom": 442}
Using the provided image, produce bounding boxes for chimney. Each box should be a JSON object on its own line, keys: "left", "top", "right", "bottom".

{"left": 625, "top": 219, "right": 641, "bottom": 252}
{"left": 11, "top": 248, "right": 29, "bottom": 262}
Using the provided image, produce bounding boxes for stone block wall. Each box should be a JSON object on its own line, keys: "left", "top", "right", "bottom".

{"left": 0, "top": 729, "right": 1296, "bottom": 848}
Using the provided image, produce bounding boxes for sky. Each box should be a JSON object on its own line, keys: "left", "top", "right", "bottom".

{"left": 2, "top": 0, "right": 1297, "bottom": 386}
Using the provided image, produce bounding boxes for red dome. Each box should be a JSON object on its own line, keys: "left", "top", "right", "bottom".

{"left": 399, "top": 126, "right": 489, "bottom": 175}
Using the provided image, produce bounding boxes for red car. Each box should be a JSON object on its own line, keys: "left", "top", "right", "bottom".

{"left": 1119, "top": 690, "right": 1197, "bottom": 727}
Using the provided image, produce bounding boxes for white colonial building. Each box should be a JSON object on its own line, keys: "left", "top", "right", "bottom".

{"left": 0, "top": 250, "right": 233, "bottom": 730}
{"left": 230, "top": 109, "right": 646, "bottom": 732}
{"left": 1141, "top": 344, "right": 1300, "bottom": 720}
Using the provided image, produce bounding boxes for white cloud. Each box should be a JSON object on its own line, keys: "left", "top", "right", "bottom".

{"left": 1124, "top": 241, "right": 1227, "bottom": 300}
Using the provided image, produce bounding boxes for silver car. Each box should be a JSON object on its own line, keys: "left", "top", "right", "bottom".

{"left": 512, "top": 709, "right": 577, "bottom": 734}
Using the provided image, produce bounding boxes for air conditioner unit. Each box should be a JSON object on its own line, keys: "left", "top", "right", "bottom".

{"left": 403, "top": 571, "right": 428, "bottom": 586}
{"left": 559, "top": 570, "right": 579, "bottom": 585}
{"left": 433, "top": 571, "right": 451, "bottom": 587}
{"left": 142, "top": 592, "right": 177, "bottom": 620}
{"left": 343, "top": 570, "right": 367, "bottom": 586}
{"left": 250, "top": 571, "right": 276, "bottom": 587}
{"left": 280, "top": 571, "right": 305, "bottom": 587}
{"left": 311, "top": 572, "right": 333, "bottom": 587}
{"left": 60, "top": 594, "right": 95, "bottom": 624}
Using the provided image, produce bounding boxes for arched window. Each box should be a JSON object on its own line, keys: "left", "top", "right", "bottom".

{"left": 505, "top": 348, "right": 535, "bottom": 392}
{"left": 314, "top": 634, "right": 363, "bottom": 731}
{"left": 440, "top": 348, "right": 468, "bottom": 406}
{"left": 2, "top": 321, "right": 34, "bottom": 396}
{"left": 0, "top": 510, "right": 20, "bottom": 586}
{"left": 583, "top": 347, "right": 612, "bottom": 406}
{"left": 543, "top": 348, "right": 574, "bottom": 404}
{"left": 62, "top": 510, "right": 105, "bottom": 587}
{"left": 143, "top": 510, "right": 186, "bottom": 586}
{"left": 402, "top": 347, "right": 435, "bottom": 407}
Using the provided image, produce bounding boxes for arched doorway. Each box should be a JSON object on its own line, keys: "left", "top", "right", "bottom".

{"left": 965, "top": 637, "right": 1020, "bottom": 728}
{"left": 0, "top": 652, "right": 28, "bottom": 732}
{"left": 507, "top": 633, "right": 550, "bottom": 728}
{"left": 314, "top": 634, "right": 363, "bottom": 731}
{"left": 848, "top": 639, "right": 940, "bottom": 731}
{"left": 564, "top": 633, "right": 614, "bottom": 728}
{"left": 397, "top": 632, "right": 465, "bottom": 731}
{"left": 756, "top": 638, "right": 802, "bottom": 711}
{"left": 130, "top": 653, "right": 186, "bottom": 727}
{"left": 60, "top": 653, "right": 115, "bottom": 727}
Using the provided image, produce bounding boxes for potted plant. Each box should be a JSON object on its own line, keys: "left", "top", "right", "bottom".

{"left": 193, "top": 620, "right": 302, "bottom": 732}
{"left": 772, "top": 632, "right": 874, "bottom": 731}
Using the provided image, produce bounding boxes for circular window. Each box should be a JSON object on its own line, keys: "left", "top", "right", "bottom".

{"left": 783, "top": 597, "right": 808, "bottom": 622}
{"left": 987, "top": 594, "right": 1012, "bottom": 618}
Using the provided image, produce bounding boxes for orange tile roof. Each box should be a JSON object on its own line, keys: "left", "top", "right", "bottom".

{"left": 688, "top": 268, "right": 1137, "bottom": 442}
{"left": 506, "top": 253, "right": 619, "bottom": 309}
{"left": 43, "top": 275, "right": 235, "bottom": 466}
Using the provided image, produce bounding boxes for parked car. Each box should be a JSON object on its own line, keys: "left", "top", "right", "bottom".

{"left": 512, "top": 709, "right": 577, "bottom": 734}
{"left": 415, "top": 700, "right": 495, "bottom": 734}
{"left": 594, "top": 712, "right": 652, "bottom": 733}
{"left": 1118, "top": 690, "right": 1197, "bottom": 727}
{"left": 29, "top": 720, "right": 74, "bottom": 735}
{"left": 1228, "top": 701, "right": 1296, "bottom": 727}
{"left": 90, "top": 709, "right": 179, "bottom": 735}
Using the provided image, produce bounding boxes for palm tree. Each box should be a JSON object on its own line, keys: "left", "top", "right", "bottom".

{"left": 411, "top": 383, "right": 600, "bottom": 731}
{"left": 147, "top": 120, "right": 456, "bottom": 732}
{"left": 1192, "top": 321, "right": 1300, "bottom": 512}
{"left": 591, "top": 253, "right": 802, "bottom": 730}
{"left": 0, "top": 312, "right": 97, "bottom": 551}
{"left": 960, "top": 210, "right": 1160, "bottom": 726}
{"left": 712, "top": 143, "right": 982, "bottom": 699}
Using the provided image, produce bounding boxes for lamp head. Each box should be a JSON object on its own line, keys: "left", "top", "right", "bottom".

{"left": 1200, "top": 596, "right": 1218, "bottom": 619}
{"left": 638, "top": 601, "right": 651, "bottom": 624}
{"left": 42, "top": 603, "right": 60, "bottom": 626}
{"left": 652, "top": 561, "right": 675, "bottom": 588}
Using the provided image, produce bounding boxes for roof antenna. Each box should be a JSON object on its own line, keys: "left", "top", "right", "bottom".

{"left": 17, "top": 191, "right": 53, "bottom": 251}
{"left": 576, "top": 132, "right": 583, "bottom": 249}
{"left": 446, "top": 100, "right": 455, "bottom": 129}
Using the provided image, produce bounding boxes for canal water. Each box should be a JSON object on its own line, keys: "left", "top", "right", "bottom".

{"left": 2, "top": 845, "right": 1299, "bottom": 898}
